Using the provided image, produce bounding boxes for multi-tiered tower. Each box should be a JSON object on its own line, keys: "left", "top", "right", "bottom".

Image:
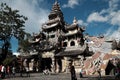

{"left": 42, "top": 1, "right": 65, "bottom": 47}
{"left": 28, "top": 1, "right": 92, "bottom": 73}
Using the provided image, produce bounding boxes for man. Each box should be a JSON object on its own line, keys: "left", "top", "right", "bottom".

{"left": 79, "top": 68, "right": 83, "bottom": 78}
{"left": 97, "top": 68, "right": 101, "bottom": 80}
{"left": 70, "top": 63, "right": 77, "bottom": 80}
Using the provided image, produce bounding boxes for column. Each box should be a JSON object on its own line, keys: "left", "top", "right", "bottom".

{"left": 64, "top": 57, "right": 71, "bottom": 73}
{"left": 51, "top": 57, "right": 55, "bottom": 73}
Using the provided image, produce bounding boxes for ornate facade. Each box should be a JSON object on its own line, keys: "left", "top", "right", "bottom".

{"left": 18, "top": 1, "right": 120, "bottom": 76}
{"left": 26, "top": 1, "right": 92, "bottom": 73}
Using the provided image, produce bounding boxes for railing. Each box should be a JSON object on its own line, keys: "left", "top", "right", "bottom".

{"left": 65, "top": 45, "right": 86, "bottom": 51}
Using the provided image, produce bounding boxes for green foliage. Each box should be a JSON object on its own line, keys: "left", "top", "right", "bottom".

{"left": 0, "top": 3, "right": 28, "bottom": 62}
{"left": 3, "top": 56, "right": 16, "bottom": 66}
{"left": 112, "top": 40, "right": 120, "bottom": 50}
{"left": 0, "top": 3, "right": 27, "bottom": 41}
{"left": 117, "top": 41, "right": 120, "bottom": 50}
{"left": 112, "top": 40, "right": 117, "bottom": 50}
{"left": 18, "top": 38, "right": 31, "bottom": 53}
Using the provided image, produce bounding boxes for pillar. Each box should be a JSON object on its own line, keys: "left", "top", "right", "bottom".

{"left": 64, "top": 57, "right": 71, "bottom": 73}
{"left": 51, "top": 57, "right": 55, "bottom": 73}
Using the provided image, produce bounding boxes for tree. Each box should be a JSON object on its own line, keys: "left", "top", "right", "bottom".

{"left": 112, "top": 39, "right": 120, "bottom": 50}
{"left": 17, "top": 34, "right": 31, "bottom": 55}
{"left": 112, "top": 39, "right": 117, "bottom": 50}
{"left": 117, "top": 41, "right": 120, "bottom": 50}
{"left": 0, "top": 3, "right": 27, "bottom": 61}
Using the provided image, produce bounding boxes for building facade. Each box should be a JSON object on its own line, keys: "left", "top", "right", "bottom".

{"left": 27, "top": 1, "right": 92, "bottom": 73}
{"left": 18, "top": 1, "right": 120, "bottom": 76}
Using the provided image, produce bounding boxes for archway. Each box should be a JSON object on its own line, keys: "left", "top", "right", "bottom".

{"left": 105, "top": 61, "right": 115, "bottom": 75}
{"left": 41, "top": 58, "right": 52, "bottom": 72}
{"left": 57, "top": 58, "right": 62, "bottom": 73}
{"left": 63, "top": 42, "right": 67, "bottom": 47}
{"left": 70, "top": 41, "right": 75, "bottom": 46}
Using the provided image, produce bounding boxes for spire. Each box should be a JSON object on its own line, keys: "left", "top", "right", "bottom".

{"left": 55, "top": 0, "right": 58, "bottom": 5}
{"left": 49, "top": 0, "right": 64, "bottom": 20}
{"left": 52, "top": 0, "right": 61, "bottom": 12}
{"left": 73, "top": 17, "right": 77, "bottom": 24}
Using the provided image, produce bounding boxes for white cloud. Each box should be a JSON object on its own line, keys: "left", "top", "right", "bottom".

{"left": 109, "top": 0, "right": 119, "bottom": 11}
{"left": 87, "top": 0, "right": 120, "bottom": 23}
{"left": 105, "top": 0, "right": 120, "bottom": 40}
{"left": 105, "top": 27, "right": 120, "bottom": 40}
{"left": 86, "top": 0, "right": 120, "bottom": 39}
{"left": 110, "top": 28, "right": 120, "bottom": 39}
{"left": 0, "top": 0, "right": 49, "bottom": 34}
{"left": 78, "top": 19, "right": 88, "bottom": 26}
{"left": 62, "top": 0, "right": 79, "bottom": 8}
{"left": 87, "top": 0, "right": 120, "bottom": 25}
{"left": 109, "top": 11, "right": 120, "bottom": 26}
{"left": 87, "top": 12, "right": 108, "bottom": 23}
{"left": 104, "top": 27, "right": 113, "bottom": 37}
{"left": 13, "top": 52, "right": 20, "bottom": 56}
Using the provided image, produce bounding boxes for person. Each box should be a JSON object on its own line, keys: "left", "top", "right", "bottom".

{"left": 6, "top": 66, "right": 10, "bottom": 78}
{"left": 43, "top": 66, "right": 49, "bottom": 75}
{"left": 115, "top": 67, "right": 120, "bottom": 79}
{"left": 97, "top": 68, "right": 101, "bottom": 80}
{"left": 25, "top": 67, "right": 30, "bottom": 77}
{"left": 70, "top": 63, "right": 77, "bottom": 80}
{"left": 12, "top": 67, "right": 16, "bottom": 77}
{"left": 20, "top": 66, "right": 23, "bottom": 77}
{"left": 0, "top": 64, "right": 2, "bottom": 78}
{"left": 79, "top": 68, "right": 83, "bottom": 78}
{"left": 1, "top": 65, "right": 5, "bottom": 79}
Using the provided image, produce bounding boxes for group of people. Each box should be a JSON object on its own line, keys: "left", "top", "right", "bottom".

{"left": 69, "top": 63, "right": 120, "bottom": 80}
{"left": 19, "top": 66, "right": 30, "bottom": 77}
{"left": 0, "top": 64, "right": 31, "bottom": 79}
{"left": 0, "top": 64, "right": 16, "bottom": 79}
{"left": 69, "top": 62, "right": 83, "bottom": 80}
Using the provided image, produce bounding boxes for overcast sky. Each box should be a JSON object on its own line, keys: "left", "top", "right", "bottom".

{"left": 1, "top": 0, "right": 120, "bottom": 53}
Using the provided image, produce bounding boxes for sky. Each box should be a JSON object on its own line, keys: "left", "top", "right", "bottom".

{"left": 0, "top": 0, "right": 120, "bottom": 53}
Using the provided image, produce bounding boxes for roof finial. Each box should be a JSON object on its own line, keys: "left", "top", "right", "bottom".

{"left": 55, "top": 0, "right": 58, "bottom": 4}
{"left": 73, "top": 17, "right": 77, "bottom": 24}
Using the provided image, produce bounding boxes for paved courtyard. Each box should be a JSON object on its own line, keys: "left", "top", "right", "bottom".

{"left": 1, "top": 73, "right": 118, "bottom": 80}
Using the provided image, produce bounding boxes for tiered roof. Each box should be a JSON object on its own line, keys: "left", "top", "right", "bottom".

{"left": 49, "top": 0, "right": 63, "bottom": 20}
{"left": 42, "top": 1, "right": 64, "bottom": 32}
{"left": 29, "top": 1, "right": 89, "bottom": 56}
{"left": 65, "top": 17, "right": 78, "bottom": 30}
{"left": 42, "top": 17, "right": 60, "bottom": 30}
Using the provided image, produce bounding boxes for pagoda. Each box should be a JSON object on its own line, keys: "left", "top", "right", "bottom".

{"left": 27, "top": 1, "right": 93, "bottom": 73}
{"left": 42, "top": 1, "right": 65, "bottom": 48}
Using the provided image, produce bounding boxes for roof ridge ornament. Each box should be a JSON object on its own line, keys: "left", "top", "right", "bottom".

{"left": 55, "top": 0, "right": 58, "bottom": 5}
{"left": 52, "top": 0, "right": 60, "bottom": 12}
{"left": 73, "top": 17, "right": 77, "bottom": 24}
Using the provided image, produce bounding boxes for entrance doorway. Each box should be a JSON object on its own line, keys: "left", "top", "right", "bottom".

{"left": 105, "top": 61, "right": 115, "bottom": 75}
{"left": 41, "top": 58, "right": 52, "bottom": 71}
{"left": 57, "top": 59, "right": 62, "bottom": 72}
